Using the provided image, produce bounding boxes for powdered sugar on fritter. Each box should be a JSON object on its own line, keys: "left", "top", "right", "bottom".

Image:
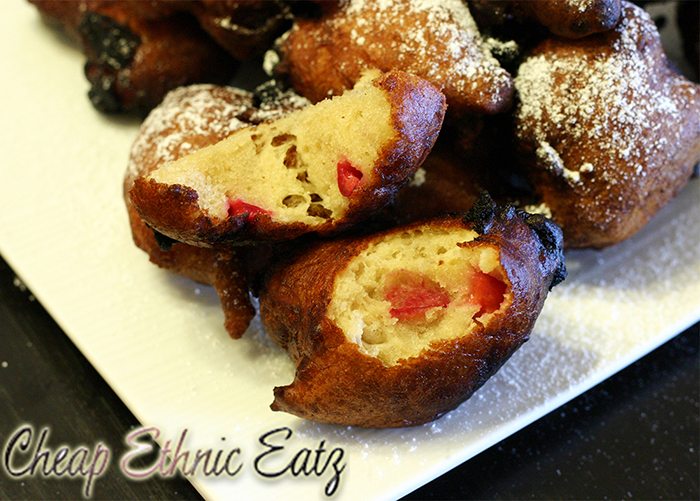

{"left": 125, "top": 84, "right": 310, "bottom": 186}
{"left": 250, "top": 89, "right": 310, "bottom": 123}
{"left": 515, "top": 3, "right": 691, "bottom": 195}
{"left": 288, "top": 0, "right": 512, "bottom": 111}
{"left": 125, "top": 85, "right": 254, "bottom": 186}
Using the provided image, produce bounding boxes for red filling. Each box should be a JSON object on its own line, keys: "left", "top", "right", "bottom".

{"left": 384, "top": 270, "right": 450, "bottom": 321}
{"left": 467, "top": 270, "right": 507, "bottom": 316}
{"left": 383, "top": 268, "right": 507, "bottom": 322}
{"left": 227, "top": 199, "right": 270, "bottom": 221}
{"left": 337, "top": 159, "right": 363, "bottom": 197}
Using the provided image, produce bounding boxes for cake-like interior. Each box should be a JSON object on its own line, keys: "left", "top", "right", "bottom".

{"left": 148, "top": 71, "right": 394, "bottom": 225}
{"left": 327, "top": 227, "right": 510, "bottom": 365}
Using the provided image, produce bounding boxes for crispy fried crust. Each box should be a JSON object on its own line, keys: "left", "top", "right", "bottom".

{"left": 129, "top": 71, "right": 446, "bottom": 246}
{"left": 30, "top": 0, "right": 237, "bottom": 114}
{"left": 127, "top": 203, "right": 255, "bottom": 339}
{"left": 123, "top": 85, "right": 273, "bottom": 338}
{"left": 514, "top": 2, "right": 700, "bottom": 248}
{"left": 470, "top": 0, "right": 621, "bottom": 39}
{"left": 81, "top": 5, "right": 235, "bottom": 114}
{"left": 259, "top": 198, "right": 565, "bottom": 427}
{"left": 277, "top": 0, "right": 513, "bottom": 115}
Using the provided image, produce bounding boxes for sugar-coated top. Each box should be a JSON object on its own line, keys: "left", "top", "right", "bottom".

{"left": 288, "top": 0, "right": 512, "bottom": 112}
{"left": 126, "top": 84, "right": 310, "bottom": 186}
{"left": 515, "top": 3, "right": 695, "bottom": 193}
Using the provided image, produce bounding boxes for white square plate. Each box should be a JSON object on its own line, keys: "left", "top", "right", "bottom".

{"left": 1, "top": 2, "right": 698, "bottom": 499}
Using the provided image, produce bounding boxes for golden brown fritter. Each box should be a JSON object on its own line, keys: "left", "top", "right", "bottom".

{"left": 130, "top": 71, "right": 446, "bottom": 246}
{"left": 514, "top": 2, "right": 700, "bottom": 248}
{"left": 29, "top": 0, "right": 294, "bottom": 113}
{"left": 276, "top": 0, "right": 513, "bottom": 115}
{"left": 125, "top": 83, "right": 310, "bottom": 337}
{"left": 259, "top": 198, "right": 565, "bottom": 427}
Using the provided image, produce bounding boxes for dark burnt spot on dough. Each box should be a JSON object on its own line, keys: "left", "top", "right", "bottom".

{"left": 523, "top": 213, "right": 567, "bottom": 288}
{"left": 79, "top": 12, "right": 140, "bottom": 70}
{"left": 310, "top": 193, "right": 322, "bottom": 202}
{"left": 79, "top": 12, "right": 140, "bottom": 113}
{"left": 464, "top": 193, "right": 566, "bottom": 289}
{"left": 296, "top": 170, "right": 309, "bottom": 183}
{"left": 464, "top": 192, "right": 497, "bottom": 233}
{"left": 84, "top": 65, "right": 122, "bottom": 113}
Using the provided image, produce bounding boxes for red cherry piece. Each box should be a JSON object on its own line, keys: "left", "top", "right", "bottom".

{"left": 227, "top": 199, "right": 270, "bottom": 221}
{"left": 337, "top": 159, "right": 363, "bottom": 197}
{"left": 384, "top": 270, "right": 451, "bottom": 321}
{"left": 467, "top": 270, "right": 506, "bottom": 316}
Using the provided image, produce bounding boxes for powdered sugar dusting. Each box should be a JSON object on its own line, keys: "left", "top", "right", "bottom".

{"left": 565, "top": 0, "right": 595, "bottom": 14}
{"left": 536, "top": 140, "right": 582, "bottom": 184}
{"left": 515, "top": 3, "right": 697, "bottom": 222}
{"left": 125, "top": 84, "right": 310, "bottom": 187}
{"left": 288, "top": 0, "right": 512, "bottom": 112}
{"left": 484, "top": 36, "right": 520, "bottom": 60}
{"left": 125, "top": 85, "right": 254, "bottom": 186}
{"left": 250, "top": 88, "right": 310, "bottom": 124}
{"left": 409, "top": 167, "right": 427, "bottom": 187}
{"left": 523, "top": 202, "right": 553, "bottom": 219}
{"left": 262, "top": 49, "right": 279, "bottom": 76}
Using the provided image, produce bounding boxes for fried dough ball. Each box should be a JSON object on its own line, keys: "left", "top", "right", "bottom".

{"left": 514, "top": 1, "right": 700, "bottom": 248}
{"left": 80, "top": 5, "right": 236, "bottom": 114}
{"left": 275, "top": 0, "right": 513, "bottom": 115}
{"left": 259, "top": 198, "right": 566, "bottom": 427}
{"left": 29, "top": 0, "right": 236, "bottom": 114}
{"left": 130, "top": 70, "right": 447, "bottom": 247}
{"left": 125, "top": 83, "right": 310, "bottom": 338}
{"left": 31, "top": 0, "right": 293, "bottom": 62}
{"left": 469, "top": 0, "right": 622, "bottom": 39}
